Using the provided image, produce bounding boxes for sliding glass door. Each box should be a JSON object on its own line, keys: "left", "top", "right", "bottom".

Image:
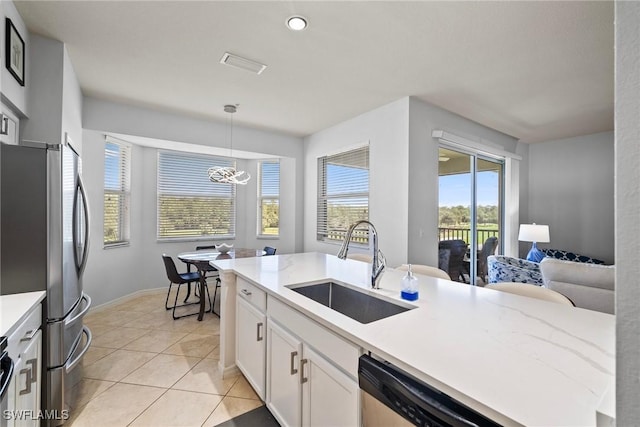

{"left": 438, "top": 147, "right": 504, "bottom": 285}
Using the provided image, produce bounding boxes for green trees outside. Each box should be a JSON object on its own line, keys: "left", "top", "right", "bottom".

{"left": 104, "top": 194, "right": 121, "bottom": 243}
{"left": 325, "top": 204, "right": 369, "bottom": 242}
{"left": 439, "top": 205, "right": 499, "bottom": 228}
{"left": 158, "top": 196, "right": 234, "bottom": 237}
{"left": 261, "top": 201, "right": 279, "bottom": 235}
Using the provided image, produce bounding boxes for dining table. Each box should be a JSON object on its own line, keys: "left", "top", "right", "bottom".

{"left": 177, "top": 248, "right": 265, "bottom": 320}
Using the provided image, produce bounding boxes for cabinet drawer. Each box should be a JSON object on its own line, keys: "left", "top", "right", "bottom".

{"left": 268, "top": 297, "right": 360, "bottom": 379}
{"left": 7, "top": 305, "right": 42, "bottom": 360}
{"left": 237, "top": 277, "right": 266, "bottom": 312}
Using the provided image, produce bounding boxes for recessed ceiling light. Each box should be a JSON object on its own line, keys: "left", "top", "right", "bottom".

{"left": 287, "top": 16, "right": 307, "bottom": 31}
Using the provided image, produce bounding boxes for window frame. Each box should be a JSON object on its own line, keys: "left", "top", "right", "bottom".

{"left": 317, "top": 145, "right": 370, "bottom": 246}
{"left": 156, "top": 150, "right": 236, "bottom": 242}
{"left": 103, "top": 137, "right": 131, "bottom": 248}
{"left": 257, "top": 160, "right": 280, "bottom": 238}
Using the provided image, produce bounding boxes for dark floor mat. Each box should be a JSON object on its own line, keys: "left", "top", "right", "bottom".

{"left": 214, "top": 405, "right": 280, "bottom": 427}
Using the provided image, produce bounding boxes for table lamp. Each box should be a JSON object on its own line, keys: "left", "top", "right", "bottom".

{"left": 518, "top": 223, "right": 550, "bottom": 263}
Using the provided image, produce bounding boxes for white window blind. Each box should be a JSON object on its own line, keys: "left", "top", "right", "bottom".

{"left": 258, "top": 160, "right": 280, "bottom": 236}
{"left": 104, "top": 138, "right": 131, "bottom": 246}
{"left": 317, "top": 145, "right": 369, "bottom": 244}
{"left": 157, "top": 151, "right": 236, "bottom": 239}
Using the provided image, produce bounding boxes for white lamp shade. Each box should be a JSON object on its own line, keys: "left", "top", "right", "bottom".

{"left": 518, "top": 224, "right": 550, "bottom": 243}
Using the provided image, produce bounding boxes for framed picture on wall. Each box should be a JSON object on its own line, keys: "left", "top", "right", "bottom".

{"left": 5, "top": 18, "right": 25, "bottom": 86}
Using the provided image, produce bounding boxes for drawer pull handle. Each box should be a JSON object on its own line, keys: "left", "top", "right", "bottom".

{"left": 300, "top": 358, "right": 308, "bottom": 384}
{"left": 256, "top": 322, "right": 263, "bottom": 341}
{"left": 19, "top": 359, "right": 37, "bottom": 396}
{"left": 20, "top": 329, "right": 38, "bottom": 342}
{"left": 241, "top": 289, "right": 252, "bottom": 296}
{"left": 290, "top": 351, "right": 298, "bottom": 375}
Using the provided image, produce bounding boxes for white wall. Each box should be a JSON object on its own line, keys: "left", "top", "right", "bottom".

{"left": 616, "top": 1, "right": 640, "bottom": 423}
{"left": 303, "top": 98, "right": 410, "bottom": 267}
{"left": 526, "top": 131, "right": 614, "bottom": 264}
{"left": 1, "top": 0, "right": 29, "bottom": 116}
{"left": 81, "top": 99, "right": 304, "bottom": 306}
{"left": 407, "top": 97, "right": 520, "bottom": 266}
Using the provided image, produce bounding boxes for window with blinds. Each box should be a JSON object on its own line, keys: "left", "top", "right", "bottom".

{"left": 104, "top": 138, "right": 131, "bottom": 246}
{"left": 258, "top": 160, "right": 280, "bottom": 236}
{"left": 317, "top": 145, "right": 369, "bottom": 244}
{"left": 157, "top": 151, "right": 236, "bottom": 240}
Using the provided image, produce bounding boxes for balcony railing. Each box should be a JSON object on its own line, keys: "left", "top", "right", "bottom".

{"left": 438, "top": 227, "right": 499, "bottom": 244}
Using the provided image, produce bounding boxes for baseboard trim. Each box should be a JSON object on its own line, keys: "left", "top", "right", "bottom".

{"left": 219, "top": 361, "right": 239, "bottom": 379}
{"left": 88, "top": 287, "right": 166, "bottom": 314}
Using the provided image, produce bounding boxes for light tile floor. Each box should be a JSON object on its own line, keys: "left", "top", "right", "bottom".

{"left": 69, "top": 289, "right": 264, "bottom": 427}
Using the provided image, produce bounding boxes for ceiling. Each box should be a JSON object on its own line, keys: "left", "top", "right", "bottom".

{"left": 15, "top": 1, "right": 614, "bottom": 143}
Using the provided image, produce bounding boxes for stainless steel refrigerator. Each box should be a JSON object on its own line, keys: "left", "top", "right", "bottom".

{"left": 0, "top": 140, "right": 92, "bottom": 426}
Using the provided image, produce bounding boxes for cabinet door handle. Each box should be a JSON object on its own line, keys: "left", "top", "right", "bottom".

{"left": 19, "top": 359, "right": 37, "bottom": 396}
{"left": 300, "top": 358, "right": 308, "bottom": 384}
{"left": 241, "top": 289, "right": 252, "bottom": 296}
{"left": 256, "top": 322, "right": 263, "bottom": 342}
{"left": 20, "top": 329, "right": 38, "bottom": 342}
{"left": 0, "top": 115, "right": 8, "bottom": 135}
{"left": 290, "top": 351, "right": 298, "bottom": 375}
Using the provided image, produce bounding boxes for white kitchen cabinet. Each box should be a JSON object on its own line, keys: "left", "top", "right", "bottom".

{"left": 266, "top": 320, "right": 302, "bottom": 427}
{"left": 236, "top": 292, "right": 266, "bottom": 400}
{"left": 5, "top": 304, "right": 42, "bottom": 427}
{"left": 302, "top": 345, "right": 359, "bottom": 427}
{"left": 267, "top": 298, "right": 361, "bottom": 427}
{"left": 7, "top": 330, "right": 41, "bottom": 427}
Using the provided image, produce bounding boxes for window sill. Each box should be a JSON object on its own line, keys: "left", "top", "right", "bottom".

{"left": 104, "top": 242, "right": 130, "bottom": 249}
{"left": 156, "top": 237, "right": 235, "bottom": 243}
{"left": 257, "top": 236, "right": 279, "bottom": 240}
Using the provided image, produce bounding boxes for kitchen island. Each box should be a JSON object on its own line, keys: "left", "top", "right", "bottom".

{"left": 211, "top": 252, "right": 614, "bottom": 426}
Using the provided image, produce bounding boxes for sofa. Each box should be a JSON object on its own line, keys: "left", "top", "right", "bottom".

{"left": 539, "top": 258, "right": 615, "bottom": 314}
{"left": 487, "top": 249, "right": 607, "bottom": 286}
{"left": 487, "top": 255, "right": 543, "bottom": 284}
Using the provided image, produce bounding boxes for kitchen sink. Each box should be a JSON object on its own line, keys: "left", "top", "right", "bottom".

{"left": 287, "top": 281, "right": 414, "bottom": 324}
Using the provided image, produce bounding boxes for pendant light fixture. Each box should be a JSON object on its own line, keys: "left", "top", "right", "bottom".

{"left": 207, "top": 104, "right": 251, "bottom": 185}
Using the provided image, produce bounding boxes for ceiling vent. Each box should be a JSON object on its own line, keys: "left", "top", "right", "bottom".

{"left": 220, "top": 52, "right": 267, "bottom": 75}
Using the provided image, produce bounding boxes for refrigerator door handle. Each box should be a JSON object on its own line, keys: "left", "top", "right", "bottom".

{"left": 73, "top": 174, "right": 91, "bottom": 275}
{"left": 65, "top": 326, "right": 92, "bottom": 374}
{"left": 64, "top": 293, "right": 91, "bottom": 327}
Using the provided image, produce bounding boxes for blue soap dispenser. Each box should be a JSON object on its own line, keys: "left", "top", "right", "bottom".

{"left": 401, "top": 264, "right": 419, "bottom": 301}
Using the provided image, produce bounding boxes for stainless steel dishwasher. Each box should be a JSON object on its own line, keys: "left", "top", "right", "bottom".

{"left": 359, "top": 354, "right": 502, "bottom": 427}
{"left": 1, "top": 336, "right": 15, "bottom": 427}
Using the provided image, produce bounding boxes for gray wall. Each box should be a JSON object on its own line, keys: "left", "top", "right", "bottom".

{"left": 302, "top": 96, "right": 520, "bottom": 269}
{"left": 1, "top": 0, "right": 29, "bottom": 116}
{"left": 81, "top": 98, "right": 304, "bottom": 306}
{"left": 303, "top": 98, "right": 410, "bottom": 267}
{"left": 526, "top": 131, "right": 614, "bottom": 264}
{"left": 407, "top": 97, "right": 520, "bottom": 267}
{"left": 616, "top": 1, "right": 640, "bottom": 424}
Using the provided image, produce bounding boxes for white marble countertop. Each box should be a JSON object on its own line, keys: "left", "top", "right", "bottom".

{"left": 211, "top": 252, "right": 615, "bottom": 426}
{"left": 0, "top": 291, "right": 46, "bottom": 337}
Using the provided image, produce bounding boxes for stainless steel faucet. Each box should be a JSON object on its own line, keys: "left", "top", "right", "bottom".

{"left": 337, "top": 220, "right": 386, "bottom": 289}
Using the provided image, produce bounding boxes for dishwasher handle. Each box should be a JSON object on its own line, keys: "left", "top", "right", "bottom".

{"left": 0, "top": 350, "right": 14, "bottom": 400}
